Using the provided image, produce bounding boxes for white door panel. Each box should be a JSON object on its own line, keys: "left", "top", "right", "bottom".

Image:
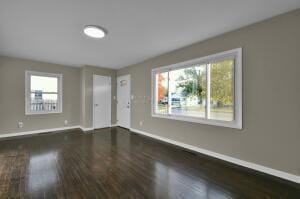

{"left": 93, "top": 75, "right": 111, "bottom": 129}
{"left": 117, "top": 75, "right": 130, "bottom": 128}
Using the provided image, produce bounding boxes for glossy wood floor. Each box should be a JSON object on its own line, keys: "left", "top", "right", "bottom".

{"left": 0, "top": 127, "right": 299, "bottom": 199}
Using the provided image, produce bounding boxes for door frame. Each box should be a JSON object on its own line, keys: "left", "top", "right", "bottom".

{"left": 117, "top": 74, "right": 131, "bottom": 129}
{"left": 93, "top": 74, "right": 112, "bottom": 129}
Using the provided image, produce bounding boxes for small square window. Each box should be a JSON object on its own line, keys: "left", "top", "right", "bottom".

{"left": 25, "top": 71, "right": 63, "bottom": 115}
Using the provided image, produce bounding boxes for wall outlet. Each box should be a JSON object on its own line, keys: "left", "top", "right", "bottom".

{"left": 139, "top": 121, "right": 143, "bottom": 126}
{"left": 18, "top": 122, "right": 23, "bottom": 128}
{"left": 64, "top": 120, "right": 68, "bottom": 126}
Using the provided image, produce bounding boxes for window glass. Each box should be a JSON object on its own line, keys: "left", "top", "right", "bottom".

{"left": 30, "top": 75, "right": 58, "bottom": 93}
{"left": 209, "top": 59, "right": 234, "bottom": 121}
{"left": 151, "top": 48, "right": 242, "bottom": 129}
{"left": 169, "top": 65, "right": 206, "bottom": 118}
{"left": 30, "top": 93, "right": 58, "bottom": 112}
{"left": 154, "top": 72, "right": 168, "bottom": 115}
{"left": 26, "top": 71, "right": 62, "bottom": 114}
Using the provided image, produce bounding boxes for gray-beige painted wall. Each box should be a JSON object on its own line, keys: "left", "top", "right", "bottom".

{"left": 117, "top": 10, "right": 300, "bottom": 175}
{"left": 0, "top": 56, "right": 81, "bottom": 133}
{"left": 0, "top": 57, "right": 117, "bottom": 133}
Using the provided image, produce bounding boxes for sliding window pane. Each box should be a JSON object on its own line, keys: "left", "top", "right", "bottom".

{"left": 209, "top": 59, "right": 234, "bottom": 121}
{"left": 154, "top": 72, "right": 169, "bottom": 115}
{"left": 31, "top": 75, "right": 58, "bottom": 93}
{"left": 169, "top": 65, "right": 206, "bottom": 118}
{"left": 30, "top": 93, "right": 58, "bottom": 112}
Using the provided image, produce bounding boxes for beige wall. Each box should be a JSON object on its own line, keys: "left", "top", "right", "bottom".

{"left": 0, "top": 56, "right": 81, "bottom": 133}
{"left": 80, "top": 65, "right": 117, "bottom": 128}
{"left": 117, "top": 10, "right": 300, "bottom": 175}
{"left": 0, "top": 58, "right": 117, "bottom": 132}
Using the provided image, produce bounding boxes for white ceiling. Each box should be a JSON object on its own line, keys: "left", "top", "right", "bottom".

{"left": 0, "top": 1, "right": 300, "bottom": 69}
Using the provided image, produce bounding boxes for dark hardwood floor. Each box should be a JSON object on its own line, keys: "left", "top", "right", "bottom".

{"left": 0, "top": 127, "right": 299, "bottom": 199}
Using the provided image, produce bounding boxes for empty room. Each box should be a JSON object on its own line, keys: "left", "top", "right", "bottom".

{"left": 0, "top": 1, "right": 300, "bottom": 198}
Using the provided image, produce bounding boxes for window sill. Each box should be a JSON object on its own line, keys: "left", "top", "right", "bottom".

{"left": 151, "top": 113, "right": 242, "bottom": 129}
{"left": 25, "top": 111, "right": 62, "bottom": 115}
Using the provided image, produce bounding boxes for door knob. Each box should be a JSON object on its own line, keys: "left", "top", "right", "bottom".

{"left": 95, "top": 104, "right": 98, "bottom": 107}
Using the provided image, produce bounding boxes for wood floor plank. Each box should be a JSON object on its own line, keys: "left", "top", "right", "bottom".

{"left": 0, "top": 127, "right": 299, "bottom": 199}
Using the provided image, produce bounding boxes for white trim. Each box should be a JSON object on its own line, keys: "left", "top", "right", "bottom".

{"left": 0, "top": 126, "right": 99, "bottom": 138}
{"left": 93, "top": 75, "right": 95, "bottom": 129}
{"left": 206, "top": 63, "right": 211, "bottom": 119}
{"left": 25, "top": 71, "right": 63, "bottom": 115}
{"left": 152, "top": 48, "right": 241, "bottom": 73}
{"left": 152, "top": 114, "right": 240, "bottom": 129}
{"left": 0, "top": 126, "right": 80, "bottom": 139}
{"left": 130, "top": 128, "right": 300, "bottom": 184}
{"left": 128, "top": 75, "right": 131, "bottom": 129}
{"left": 151, "top": 48, "right": 242, "bottom": 129}
{"left": 82, "top": 125, "right": 118, "bottom": 131}
{"left": 80, "top": 126, "right": 94, "bottom": 132}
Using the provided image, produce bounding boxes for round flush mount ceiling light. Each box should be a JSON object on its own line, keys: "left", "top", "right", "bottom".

{"left": 83, "top": 25, "right": 107, "bottom": 39}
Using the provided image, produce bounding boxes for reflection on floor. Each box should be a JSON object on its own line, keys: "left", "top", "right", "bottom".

{"left": 0, "top": 127, "right": 299, "bottom": 198}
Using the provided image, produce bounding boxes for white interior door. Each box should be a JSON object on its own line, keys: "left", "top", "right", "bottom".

{"left": 117, "top": 75, "right": 131, "bottom": 129}
{"left": 93, "top": 75, "right": 111, "bottom": 129}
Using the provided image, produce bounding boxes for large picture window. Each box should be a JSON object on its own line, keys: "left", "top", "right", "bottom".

{"left": 25, "top": 71, "right": 63, "bottom": 115}
{"left": 152, "top": 48, "right": 242, "bottom": 129}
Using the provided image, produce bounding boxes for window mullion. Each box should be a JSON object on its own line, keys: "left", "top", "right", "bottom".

{"left": 206, "top": 63, "right": 211, "bottom": 119}
{"left": 30, "top": 92, "right": 58, "bottom": 94}
{"left": 167, "top": 70, "right": 171, "bottom": 116}
{"left": 153, "top": 72, "right": 157, "bottom": 115}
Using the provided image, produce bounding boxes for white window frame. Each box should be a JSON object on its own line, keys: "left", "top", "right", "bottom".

{"left": 151, "top": 48, "right": 242, "bottom": 129}
{"left": 25, "top": 71, "right": 63, "bottom": 115}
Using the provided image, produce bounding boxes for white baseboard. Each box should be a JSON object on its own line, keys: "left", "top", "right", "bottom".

{"left": 80, "top": 126, "right": 94, "bottom": 131}
{"left": 80, "top": 124, "right": 117, "bottom": 132}
{"left": 130, "top": 128, "right": 300, "bottom": 184}
{"left": 0, "top": 126, "right": 81, "bottom": 139}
